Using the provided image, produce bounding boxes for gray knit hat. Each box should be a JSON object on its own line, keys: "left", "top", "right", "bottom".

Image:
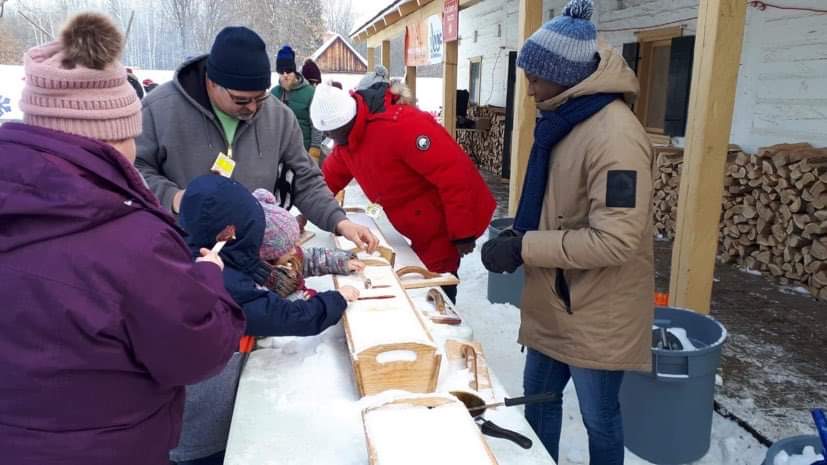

{"left": 357, "top": 65, "right": 390, "bottom": 90}
{"left": 516, "top": 0, "right": 598, "bottom": 87}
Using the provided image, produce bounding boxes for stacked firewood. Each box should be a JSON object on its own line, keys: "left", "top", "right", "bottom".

{"left": 652, "top": 143, "right": 827, "bottom": 300}
{"left": 721, "top": 144, "right": 827, "bottom": 299}
{"left": 652, "top": 147, "right": 685, "bottom": 238}
{"left": 455, "top": 105, "right": 506, "bottom": 174}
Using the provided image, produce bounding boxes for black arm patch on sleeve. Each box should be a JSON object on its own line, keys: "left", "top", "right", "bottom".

{"left": 606, "top": 170, "right": 637, "bottom": 208}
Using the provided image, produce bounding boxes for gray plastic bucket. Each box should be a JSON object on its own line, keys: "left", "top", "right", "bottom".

{"left": 486, "top": 217, "right": 524, "bottom": 307}
{"left": 620, "top": 307, "right": 728, "bottom": 464}
{"left": 763, "top": 435, "right": 823, "bottom": 465}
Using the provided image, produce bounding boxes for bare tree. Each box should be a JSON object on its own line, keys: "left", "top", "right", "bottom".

{"left": 322, "top": 0, "right": 352, "bottom": 37}
{"left": 2, "top": 0, "right": 327, "bottom": 70}
{"left": 0, "top": 22, "right": 25, "bottom": 63}
{"left": 164, "top": 0, "right": 194, "bottom": 55}
{"left": 237, "top": 0, "right": 325, "bottom": 67}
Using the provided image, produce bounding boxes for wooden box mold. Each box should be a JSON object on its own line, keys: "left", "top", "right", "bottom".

{"left": 362, "top": 395, "right": 499, "bottom": 465}
{"left": 334, "top": 264, "right": 441, "bottom": 397}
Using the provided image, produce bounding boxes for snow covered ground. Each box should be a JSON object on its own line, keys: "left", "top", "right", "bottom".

{"left": 346, "top": 184, "right": 770, "bottom": 465}
{"left": 0, "top": 65, "right": 25, "bottom": 122}
{"left": 455, "top": 243, "right": 768, "bottom": 465}
{"left": 0, "top": 65, "right": 444, "bottom": 123}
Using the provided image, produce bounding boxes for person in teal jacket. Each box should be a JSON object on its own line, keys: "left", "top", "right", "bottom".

{"left": 271, "top": 45, "right": 322, "bottom": 162}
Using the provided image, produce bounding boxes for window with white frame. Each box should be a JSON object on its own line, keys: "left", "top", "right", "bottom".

{"left": 469, "top": 57, "right": 482, "bottom": 104}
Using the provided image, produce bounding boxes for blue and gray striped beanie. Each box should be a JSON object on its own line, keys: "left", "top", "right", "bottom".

{"left": 517, "top": 0, "right": 598, "bottom": 87}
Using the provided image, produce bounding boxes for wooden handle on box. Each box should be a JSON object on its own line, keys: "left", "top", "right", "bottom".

{"left": 397, "top": 266, "right": 440, "bottom": 279}
{"left": 351, "top": 245, "right": 396, "bottom": 266}
{"left": 463, "top": 345, "right": 480, "bottom": 392}
{"left": 426, "top": 288, "right": 446, "bottom": 314}
{"left": 356, "top": 342, "right": 440, "bottom": 396}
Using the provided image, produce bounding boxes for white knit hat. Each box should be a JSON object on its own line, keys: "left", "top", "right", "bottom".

{"left": 310, "top": 83, "right": 357, "bottom": 131}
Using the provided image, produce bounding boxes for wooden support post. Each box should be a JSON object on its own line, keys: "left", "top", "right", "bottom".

{"left": 381, "top": 40, "right": 391, "bottom": 69}
{"left": 367, "top": 47, "right": 376, "bottom": 70}
{"left": 669, "top": 0, "right": 747, "bottom": 314}
{"left": 508, "top": 0, "right": 543, "bottom": 215}
{"left": 442, "top": 40, "right": 458, "bottom": 138}
{"left": 406, "top": 66, "right": 417, "bottom": 102}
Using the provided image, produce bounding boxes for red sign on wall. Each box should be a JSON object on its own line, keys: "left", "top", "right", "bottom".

{"left": 443, "top": 0, "right": 459, "bottom": 42}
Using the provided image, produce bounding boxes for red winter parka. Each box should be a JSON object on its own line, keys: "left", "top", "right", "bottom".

{"left": 323, "top": 88, "right": 495, "bottom": 273}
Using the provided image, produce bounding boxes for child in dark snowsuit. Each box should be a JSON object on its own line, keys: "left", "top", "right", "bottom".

{"left": 170, "top": 175, "right": 358, "bottom": 465}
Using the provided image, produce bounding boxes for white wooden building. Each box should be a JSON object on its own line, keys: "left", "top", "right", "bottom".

{"left": 453, "top": 0, "right": 827, "bottom": 154}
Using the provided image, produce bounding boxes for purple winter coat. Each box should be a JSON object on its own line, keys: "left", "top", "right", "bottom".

{"left": 0, "top": 123, "right": 246, "bottom": 465}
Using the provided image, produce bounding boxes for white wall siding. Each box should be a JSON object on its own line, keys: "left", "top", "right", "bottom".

{"left": 730, "top": 3, "right": 827, "bottom": 153}
{"left": 456, "top": 0, "right": 567, "bottom": 108}
{"left": 596, "top": 0, "right": 698, "bottom": 56}
{"left": 454, "top": 0, "right": 827, "bottom": 152}
{"left": 457, "top": 0, "right": 518, "bottom": 108}
{"left": 595, "top": 0, "right": 827, "bottom": 153}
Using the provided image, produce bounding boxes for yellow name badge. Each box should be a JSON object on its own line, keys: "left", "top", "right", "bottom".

{"left": 211, "top": 152, "right": 236, "bottom": 178}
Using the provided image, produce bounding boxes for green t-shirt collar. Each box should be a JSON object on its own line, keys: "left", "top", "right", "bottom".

{"left": 211, "top": 103, "right": 240, "bottom": 153}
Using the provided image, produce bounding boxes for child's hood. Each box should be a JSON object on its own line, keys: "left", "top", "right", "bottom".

{"left": 178, "top": 174, "right": 265, "bottom": 275}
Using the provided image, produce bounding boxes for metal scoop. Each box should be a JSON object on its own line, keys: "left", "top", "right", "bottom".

{"left": 451, "top": 390, "right": 559, "bottom": 450}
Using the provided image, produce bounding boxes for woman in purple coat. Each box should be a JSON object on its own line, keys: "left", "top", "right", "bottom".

{"left": 0, "top": 13, "right": 246, "bottom": 465}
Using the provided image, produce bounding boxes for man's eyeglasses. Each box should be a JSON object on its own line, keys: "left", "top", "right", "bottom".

{"left": 222, "top": 87, "right": 269, "bottom": 106}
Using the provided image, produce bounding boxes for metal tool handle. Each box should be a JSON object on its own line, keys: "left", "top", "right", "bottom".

{"left": 479, "top": 419, "right": 532, "bottom": 449}
{"left": 503, "top": 392, "right": 560, "bottom": 408}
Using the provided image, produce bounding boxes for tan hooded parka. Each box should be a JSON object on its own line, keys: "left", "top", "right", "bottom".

{"left": 518, "top": 45, "right": 655, "bottom": 372}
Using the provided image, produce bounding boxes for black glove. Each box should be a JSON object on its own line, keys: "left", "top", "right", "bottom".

{"left": 481, "top": 229, "right": 524, "bottom": 274}
{"left": 453, "top": 237, "right": 477, "bottom": 257}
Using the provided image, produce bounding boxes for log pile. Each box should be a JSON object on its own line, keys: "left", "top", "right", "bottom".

{"left": 652, "top": 146, "right": 685, "bottom": 238}
{"left": 455, "top": 105, "right": 506, "bottom": 174}
{"left": 652, "top": 143, "right": 827, "bottom": 300}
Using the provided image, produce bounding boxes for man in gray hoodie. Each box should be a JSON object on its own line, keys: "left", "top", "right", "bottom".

{"left": 136, "top": 26, "right": 375, "bottom": 251}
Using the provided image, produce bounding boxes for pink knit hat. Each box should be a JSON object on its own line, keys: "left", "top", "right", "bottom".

{"left": 253, "top": 189, "right": 300, "bottom": 261}
{"left": 20, "top": 13, "right": 142, "bottom": 141}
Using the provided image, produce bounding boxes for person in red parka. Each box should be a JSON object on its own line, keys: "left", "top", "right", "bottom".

{"left": 310, "top": 81, "right": 496, "bottom": 302}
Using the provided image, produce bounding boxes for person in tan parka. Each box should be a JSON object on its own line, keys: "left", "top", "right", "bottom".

{"left": 481, "top": 1, "right": 654, "bottom": 464}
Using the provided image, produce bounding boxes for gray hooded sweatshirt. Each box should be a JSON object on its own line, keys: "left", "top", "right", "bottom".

{"left": 136, "top": 55, "right": 345, "bottom": 232}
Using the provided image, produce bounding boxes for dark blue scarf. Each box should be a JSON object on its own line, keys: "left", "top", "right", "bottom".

{"left": 513, "top": 93, "right": 621, "bottom": 232}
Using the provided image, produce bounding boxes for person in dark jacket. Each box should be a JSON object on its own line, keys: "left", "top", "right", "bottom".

{"left": 272, "top": 45, "right": 323, "bottom": 162}
{"left": 171, "top": 174, "right": 359, "bottom": 465}
{"left": 301, "top": 57, "right": 322, "bottom": 86}
{"left": 0, "top": 13, "right": 245, "bottom": 465}
{"left": 312, "top": 82, "right": 496, "bottom": 302}
{"left": 127, "top": 67, "right": 144, "bottom": 99}
{"left": 143, "top": 78, "right": 159, "bottom": 93}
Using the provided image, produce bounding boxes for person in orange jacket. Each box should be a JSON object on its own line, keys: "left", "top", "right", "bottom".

{"left": 311, "top": 80, "right": 496, "bottom": 302}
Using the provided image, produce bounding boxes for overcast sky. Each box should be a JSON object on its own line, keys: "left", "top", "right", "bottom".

{"left": 352, "top": 0, "right": 392, "bottom": 26}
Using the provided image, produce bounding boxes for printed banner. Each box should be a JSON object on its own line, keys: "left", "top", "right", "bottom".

{"left": 405, "top": 14, "right": 443, "bottom": 66}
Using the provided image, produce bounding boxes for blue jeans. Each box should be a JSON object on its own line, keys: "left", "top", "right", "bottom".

{"left": 523, "top": 348, "right": 625, "bottom": 465}
{"left": 172, "top": 450, "right": 225, "bottom": 465}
